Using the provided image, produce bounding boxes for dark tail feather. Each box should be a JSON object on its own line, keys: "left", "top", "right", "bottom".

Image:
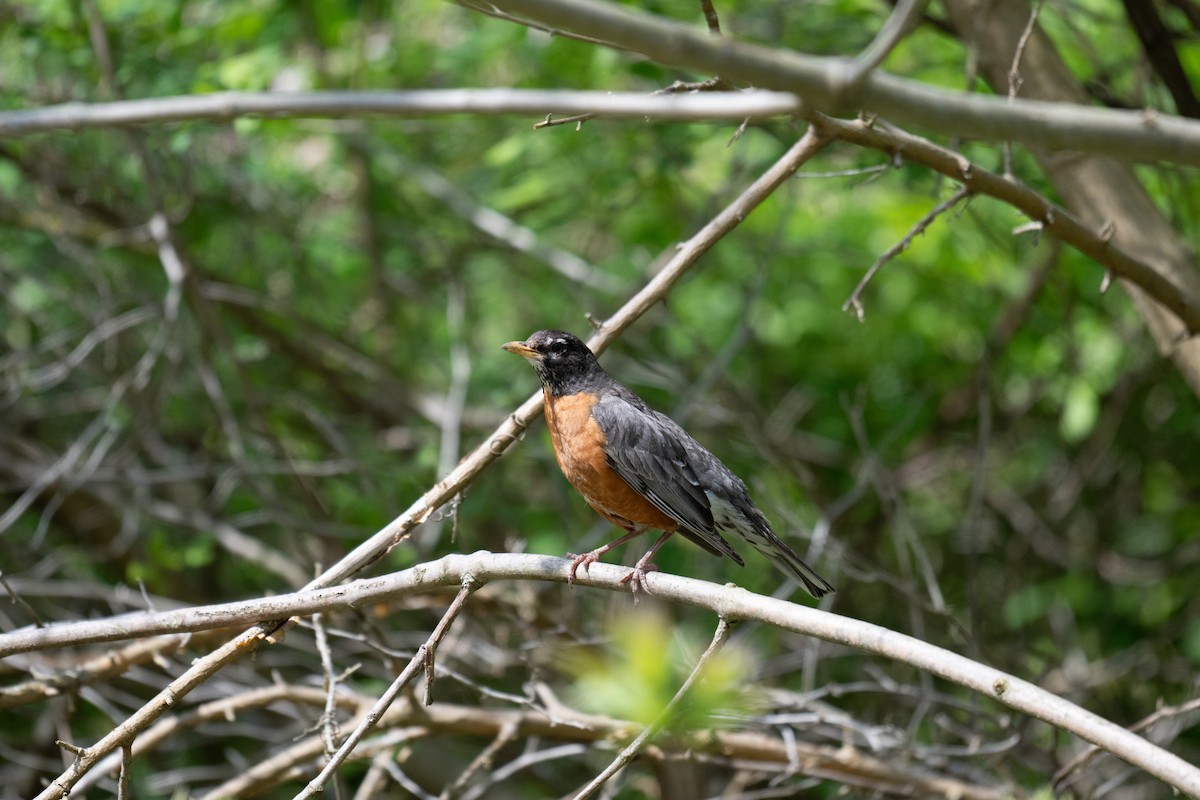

{"left": 754, "top": 538, "right": 835, "bottom": 599}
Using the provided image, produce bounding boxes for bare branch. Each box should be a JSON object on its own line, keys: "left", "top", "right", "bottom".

{"left": 1003, "top": 0, "right": 1044, "bottom": 176}
{"left": 809, "top": 113, "right": 1200, "bottom": 335}
{"left": 11, "top": 552, "right": 1200, "bottom": 798}
{"left": 0, "top": 79, "right": 1197, "bottom": 167}
{"left": 295, "top": 576, "right": 480, "bottom": 799}
{"left": 0, "top": 90, "right": 801, "bottom": 135}
{"left": 479, "top": 0, "right": 1200, "bottom": 166}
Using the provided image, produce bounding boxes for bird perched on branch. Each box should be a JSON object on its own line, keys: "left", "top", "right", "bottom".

{"left": 502, "top": 329, "right": 834, "bottom": 599}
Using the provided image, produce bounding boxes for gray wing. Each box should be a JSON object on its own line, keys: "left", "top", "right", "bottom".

{"left": 590, "top": 391, "right": 744, "bottom": 565}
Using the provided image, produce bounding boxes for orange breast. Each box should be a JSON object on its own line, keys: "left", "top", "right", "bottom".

{"left": 545, "top": 392, "right": 678, "bottom": 532}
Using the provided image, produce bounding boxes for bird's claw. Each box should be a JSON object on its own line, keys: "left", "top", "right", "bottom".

{"left": 565, "top": 551, "right": 603, "bottom": 586}
{"left": 618, "top": 562, "right": 659, "bottom": 603}
{"left": 565, "top": 548, "right": 659, "bottom": 603}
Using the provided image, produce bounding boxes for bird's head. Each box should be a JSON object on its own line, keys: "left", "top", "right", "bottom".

{"left": 502, "top": 330, "right": 606, "bottom": 395}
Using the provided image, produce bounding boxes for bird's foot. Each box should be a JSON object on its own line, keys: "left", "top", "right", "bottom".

{"left": 565, "top": 550, "right": 605, "bottom": 586}
{"left": 618, "top": 562, "right": 660, "bottom": 603}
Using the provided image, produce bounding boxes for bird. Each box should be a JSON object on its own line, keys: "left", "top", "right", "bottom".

{"left": 502, "top": 329, "right": 834, "bottom": 599}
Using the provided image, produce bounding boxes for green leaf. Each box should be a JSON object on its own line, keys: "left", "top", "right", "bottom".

{"left": 1060, "top": 379, "right": 1098, "bottom": 442}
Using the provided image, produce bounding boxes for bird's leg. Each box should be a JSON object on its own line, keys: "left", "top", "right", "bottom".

{"left": 566, "top": 528, "right": 647, "bottom": 586}
{"left": 618, "top": 530, "right": 674, "bottom": 600}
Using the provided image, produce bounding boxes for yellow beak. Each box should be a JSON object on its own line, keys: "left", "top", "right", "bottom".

{"left": 501, "top": 341, "right": 542, "bottom": 361}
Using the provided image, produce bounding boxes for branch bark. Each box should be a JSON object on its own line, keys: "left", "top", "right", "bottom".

{"left": 0, "top": 90, "right": 800, "bottom": 135}
{"left": 77, "top": 683, "right": 1013, "bottom": 799}
{"left": 0, "top": 81, "right": 1198, "bottom": 169}
{"left": 480, "top": 0, "right": 1200, "bottom": 166}
{"left": 8, "top": 551, "right": 1199, "bottom": 798}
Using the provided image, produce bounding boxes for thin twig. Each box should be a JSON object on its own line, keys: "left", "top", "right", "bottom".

{"left": 406, "top": 162, "right": 619, "bottom": 292}
{"left": 117, "top": 745, "right": 132, "bottom": 800}
{"left": 1053, "top": 696, "right": 1200, "bottom": 792}
{"left": 294, "top": 576, "right": 481, "bottom": 800}
{"left": 696, "top": 0, "right": 734, "bottom": 91}
{"left": 843, "top": 186, "right": 971, "bottom": 321}
{"left": 794, "top": 163, "right": 890, "bottom": 180}
{"left": 454, "top": 0, "right": 633, "bottom": 51}
{"left": 1004, "top": 0, "right": 1044, "bottom": 176}
{"left": 423, "top": 274, "right": 472, "bottom": 550}
{"left": 459, "top": 744, "right": 590, "bottom": 800}
{"left": 351, "top": 751, "right": 394, "bottom": 800}
{"left": 312, "top": 613, "right": 343, "bottom": 760}
{"left": 571, "top": 617, "right": 735, "bottom": 799}
{"left": 535, "top": 77, "right": 739, "bottom": 131}
{"left": 440, "top": 719, "right": 521, "bottom": 800}
{"left": 0, "top": 571, "right": 43, "bottom": 627}
{"left": 382, "top": 758, "right": 440, "bottom": 800}
{"left": 533, "top": 111, "right": 597, "bottom": 129}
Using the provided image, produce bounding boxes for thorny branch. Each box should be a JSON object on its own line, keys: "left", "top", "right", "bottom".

{"left": 808, "top": 113, "right": 1200, "bottom": 335}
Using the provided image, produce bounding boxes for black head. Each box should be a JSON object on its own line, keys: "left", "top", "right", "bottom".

{"left": 501, "top": 330, "right": 609, "bottom": 396}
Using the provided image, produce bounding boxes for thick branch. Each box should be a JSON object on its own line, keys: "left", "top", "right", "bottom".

{"left": 1, "top": 79, "right": 1200, "bottom": 167}
{"left": 1120, "top": 0, "right": 1200, "bottom": 118}
{"left": 481, "top": 0, "right": 1200, "bottom": 166}
{"left": 7, "top": 551, "right": 1199, "bottom": 798}
{"left": 0, "top": 89, "right": 800, "bottom": 135}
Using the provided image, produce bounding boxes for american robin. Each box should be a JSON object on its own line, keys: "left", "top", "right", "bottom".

{"left": 502, "top": 329, "right": 834, "bottom": 599}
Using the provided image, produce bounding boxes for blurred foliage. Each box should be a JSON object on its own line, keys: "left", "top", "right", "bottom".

{"left": 1, "top": 0, "right": 1198, "bottom": 797}
{"left": 563, "top": 612, "right": 754, "bottom": 729}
